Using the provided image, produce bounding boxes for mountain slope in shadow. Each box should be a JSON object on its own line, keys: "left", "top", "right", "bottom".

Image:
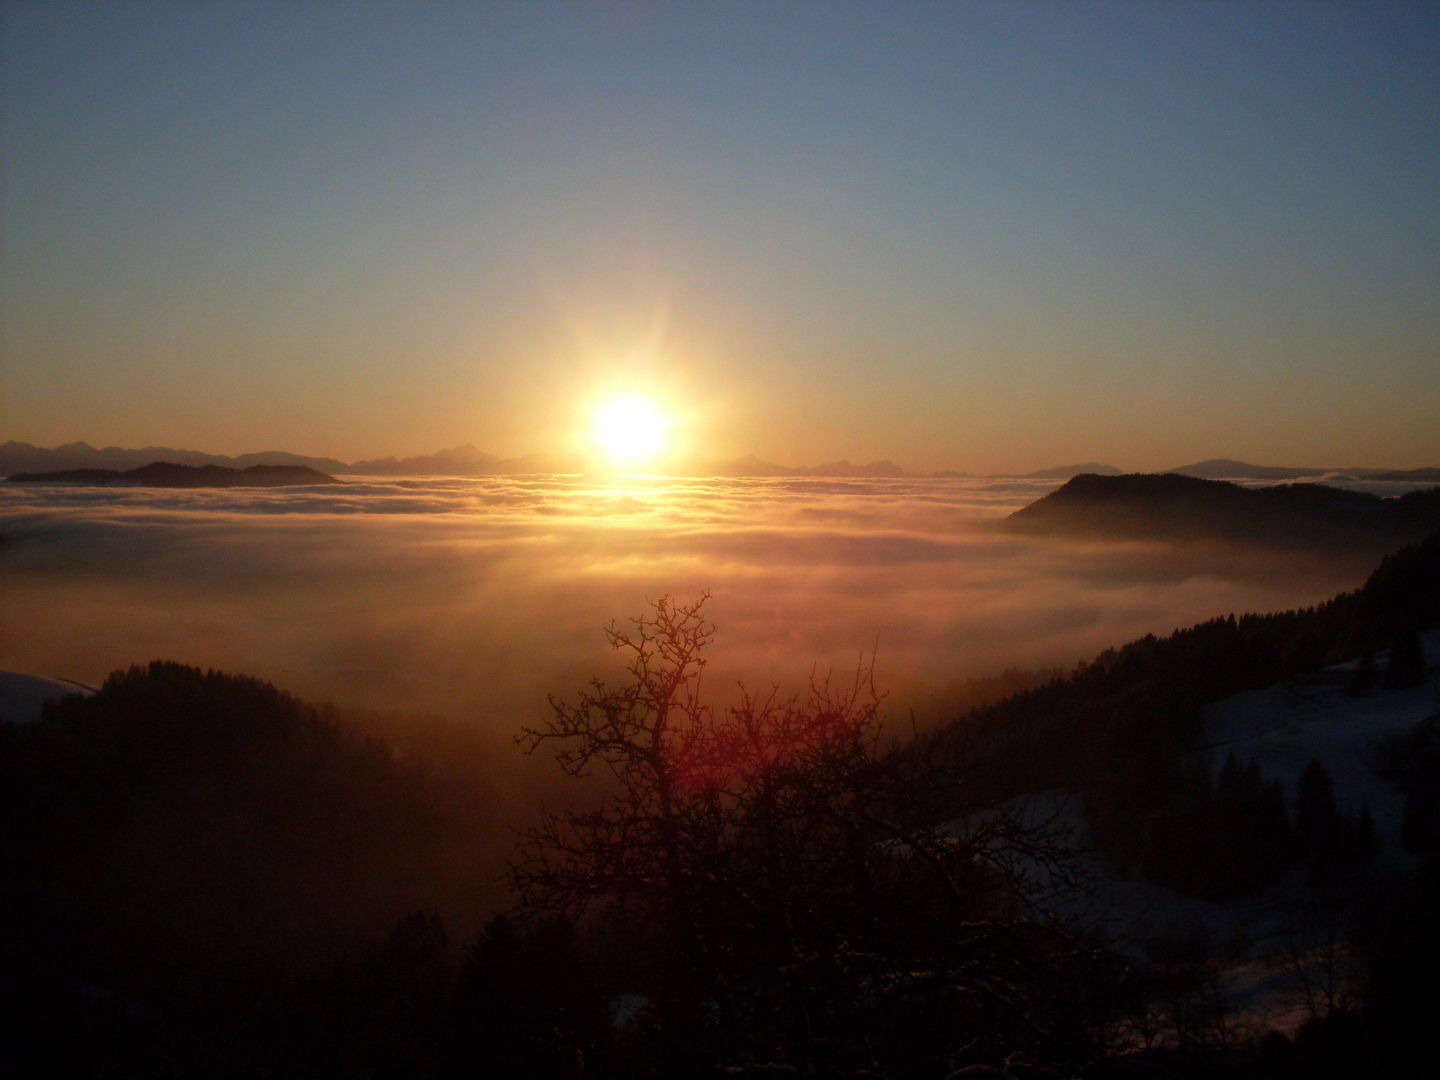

{"left": 1003, "top": 472, "right": 1440, "bottom": 550}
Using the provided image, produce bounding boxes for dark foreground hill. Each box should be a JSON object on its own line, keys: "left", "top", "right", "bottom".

{"left": 1003, "top": 471, "right": 1440, "bottom": 551}
{"left": 8, "top": 461, "right": 342, "bottom": 487}
{"left": 3, "top": 532, "right": 1439, "bottom": 1075}
{"left": 1022, "top": 461, "right": 1123, "bottom": 478}
{"left": 0, "top": 661, "right": 496, "bottom": 1076}
{"left": 936, "top": 527, "right": 1440, "bottom": 798}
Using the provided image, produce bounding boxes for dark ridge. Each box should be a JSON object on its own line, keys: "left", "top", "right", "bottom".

{"left": 1002, "top": 471, "right": 1440, "bottom": 550}
{"left": 348, "top": 443, "right": 501, "bottom": 474}
{"left": 0, "top": 439, "right": 349, "bottom": 475}
{"left": 8, "top": 461, "right": 342, "bottom": 487}
{"left": 8, "top": 468, "right": 121, "bottom": 485}
{"left": 1022, "top": 461, "right": 1123, "bottom": 479}
{"left": 924, "top": 527, "right": 1440, "bottom": 810}
{"left": 1370, "top": 467, "right": 1440, "bottom": 482}
{"left": 1166, "top": 457, "right": 1331, "bottom": 479}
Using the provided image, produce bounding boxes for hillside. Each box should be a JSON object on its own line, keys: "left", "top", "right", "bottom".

{"left": 1023, "top": 461, "right": 1123, "bottom": 478}
{"left": 0, "top": 661, "right": 496, "bottom": 1075}
{"left": 1166, "top": 458, "right": 1331, "bottom": 480}
{"left": 4, "top": 532, "right": 1437, "bottom": 1074}
{"left": 928, "top": 527, "right": 1440, "bottom": 818}
{"left": 1002, "top": 471, "right": 1440, "bottom": 551}
{"left": 0, "top": 671, "right": 93, "bottom": 725}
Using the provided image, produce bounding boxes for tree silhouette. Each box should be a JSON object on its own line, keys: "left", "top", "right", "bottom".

{"left": 446, "top": 914, "right": 605, "bottom": 1079}
{"left": 1384, "top": 628, "right": 1428, "bottom": 689}
{"left": 513, "top": 594, "right": 1110, "bottom": 1077}
{"left": 1297, "top": 759, "right": 1342, "bottom": 884}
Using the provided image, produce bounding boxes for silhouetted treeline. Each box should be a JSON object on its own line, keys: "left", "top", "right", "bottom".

{"left": 1004, "top": 471, "right": 1440, "bottom": 552}
{"left": 891, "top": 530, "right": 1440, "bottom": 901}
{"left": 0, "top": 654, "right": 1139, "bottom": 1077}
{"left": 498, "top": 594, "right": 1144, "bottom": 1078}
{"left": 0, "top": 661, "right": 495, "bottom": 1077}
{"left": 1090, "top": 752, "right": 1376, "bottom": 899}
{"left": 2, "top": 533, "right": 1436, "bottom": 1075}
{"left": 926, "top": 530, "right": 1439, "bottom": 821}
{"left": 1373, "top": 713, "right": 1440, "bottom": 858}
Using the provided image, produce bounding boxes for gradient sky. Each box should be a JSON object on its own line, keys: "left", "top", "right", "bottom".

{"left": 3, "top": 2, "right": 1438, "bottom": 473}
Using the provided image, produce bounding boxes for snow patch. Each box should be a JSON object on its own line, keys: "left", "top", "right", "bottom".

{"left": 0, "top": 670, "right": 95, "bottom": 724}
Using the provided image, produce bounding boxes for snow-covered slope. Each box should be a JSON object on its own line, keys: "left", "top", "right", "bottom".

{"left": 1003, "top": 633, "right": 1438, "bottom": 1036}
{"left": 1200, "top": 631, "right": 1439, "bottom": 873}
{"left": 0, "top": 670, "right": 95, "bottom": 724}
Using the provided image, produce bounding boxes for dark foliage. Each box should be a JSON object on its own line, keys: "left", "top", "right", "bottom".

{"left": 0, "top": 662, "right": 464, "bottom": 1076}
{"left": 1384, "top": 628, "right": 1428, "bottom": 689}
{"left": 1388, "top": 719, "right": 1440, "bottom": 857}
{"left": 446, "top": 914, "right": 608, "bottom": 1079}
{"left": 2, "top": 531, "right": 1435, "bottom": 1075}
{"left": 512, "top": 594, "right": 1129, "bottom": 1078}
{"left": 1359, "top": 858, "right": 1440, "bottom": 1077}
{"left": 1258, "top": 858, "right": 1440, "bottom": 1079}
{"left": 922, "top": 530, "right": 1440, "bottom": 896}
{"left": 1004, "top": 472, "right": 1440, "bottom": 552}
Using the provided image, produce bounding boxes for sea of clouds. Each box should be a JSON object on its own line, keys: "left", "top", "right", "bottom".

{"left": 0, "top": 475, "right": 1379, "bottom": 737}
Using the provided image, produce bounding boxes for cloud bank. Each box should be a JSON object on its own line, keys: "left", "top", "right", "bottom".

{"left": 0, "top": 476, "right": 1374, "bottom": 736}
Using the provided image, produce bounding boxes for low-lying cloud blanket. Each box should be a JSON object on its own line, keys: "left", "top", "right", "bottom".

{"left": 0, "top": 475, "right": 1377, "bottom": 732}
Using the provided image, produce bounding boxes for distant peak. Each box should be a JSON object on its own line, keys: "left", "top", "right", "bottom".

{"left": 1023, "top": 462, "right": 1123, "bottom": 479}
{"left": 1167, "top": 458, "right": 1330, "bottom": 480}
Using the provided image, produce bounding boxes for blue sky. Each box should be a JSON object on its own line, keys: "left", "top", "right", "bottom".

{"left": 3, "top": 2, "right": 1438, "bottom": 471}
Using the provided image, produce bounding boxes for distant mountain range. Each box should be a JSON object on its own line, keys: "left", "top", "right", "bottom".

{"left": 1004, "top": 472, "right": 1440, "bottom": 551}
{"left": 1163, "top": 459, "right": 1440, "bottom": 482}
{"left": 1021, "top": 462, "right": 1124, "bottom": 479}
{"left": 7, "top": 463, "right": 341, "bottom": 488}
{"left": 0, "top": 441, "right": 915, "bottom": 479}
{"left": 2, "top": 441, "right": 1436, "bottom": 481}
{"left": 1164, "top": 458, "right": 1331, "bottom": 480}
{"left": 0, "top": 441, "right": 351, "bottom": 476}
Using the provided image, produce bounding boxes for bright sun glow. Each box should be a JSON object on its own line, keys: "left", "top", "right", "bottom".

{"left": 592, "top": 393, "right": 672, "bottom": 468}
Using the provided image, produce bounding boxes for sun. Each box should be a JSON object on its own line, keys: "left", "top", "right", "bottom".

{"left": 591, "top": 393, "right": 672, "bottom": 468}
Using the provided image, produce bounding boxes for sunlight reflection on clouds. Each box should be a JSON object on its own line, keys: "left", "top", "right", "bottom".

{"left": 0, "top": 475, "right": 1370, "bottom": 731}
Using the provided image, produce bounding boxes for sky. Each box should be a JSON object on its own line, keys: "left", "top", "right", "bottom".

{"left": 3, "top": 2, "right": 1438, "bottom": 473}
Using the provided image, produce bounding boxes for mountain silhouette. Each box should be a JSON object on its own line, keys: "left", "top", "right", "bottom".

{"left": 1370, "top": 467, "right": 1440, "bottom": 482}
{"left": 9, "top": 462, "right": 342, "bottom": 487}
{"left": 7, "top": 440, "right": 1438, "bottom": 481}
{"left": 347, "top": 443, "right": 502, "bottom": 474}
{"left": 0, "top": 440, "right": 349, "bottom": 476}
{"left": 1023, "top": 462, "right": 1123, "bottom": 479}
{"left": 1165, "top": 458, "right": 1331, "bottom": 480}
{"left": 1004, "top": 472, "right": 1440, "bottom": 550}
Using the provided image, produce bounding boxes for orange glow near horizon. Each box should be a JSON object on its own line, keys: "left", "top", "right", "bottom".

{"left": 591, "top": 393, "right": 673, "bottom": 469}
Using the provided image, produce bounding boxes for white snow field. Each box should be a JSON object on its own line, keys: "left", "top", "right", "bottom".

{"left": 1003, "top": 632, "right": 1438, "bottom": 1037}
{"left": 0, "top": 670, "right": 95, "bottom": 725}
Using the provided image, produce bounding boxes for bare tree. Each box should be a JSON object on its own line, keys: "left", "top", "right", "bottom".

{"left": 513, "top": 594, "right": 1113, "bottom": 1078}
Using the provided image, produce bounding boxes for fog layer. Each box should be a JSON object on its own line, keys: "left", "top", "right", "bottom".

{"left": 1, "top": 475, "right": 1372, "bottom": 733}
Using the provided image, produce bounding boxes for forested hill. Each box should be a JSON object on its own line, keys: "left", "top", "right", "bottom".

{"left": 929, "top": 527, "right": 1440, "bottom": 807}
{"left": 0, "top": 661, "right": 492, "bottom": 1075}
{"left": 1002, "top": 472, "right": 1440, "bottom": 551}
{"left": 8, "top": 461, "right": 342, "bottom": 487}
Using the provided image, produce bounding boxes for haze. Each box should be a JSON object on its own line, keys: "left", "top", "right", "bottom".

{"left": 1, "top": 475, "right": 1374, "bottom": 734}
